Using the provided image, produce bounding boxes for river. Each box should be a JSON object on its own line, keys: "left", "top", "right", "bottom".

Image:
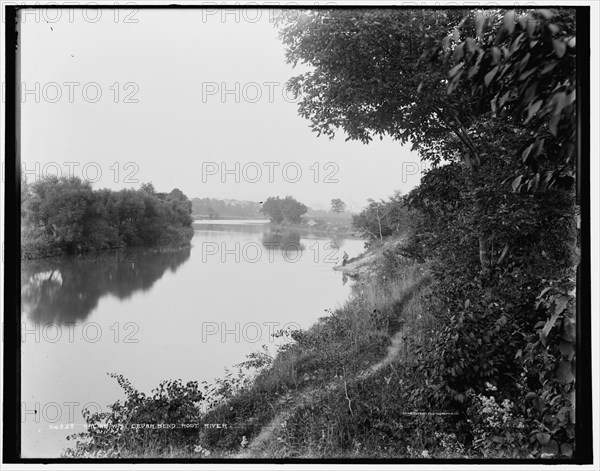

{"left": 20, "top": 221, "right": 364, "bottom": 457}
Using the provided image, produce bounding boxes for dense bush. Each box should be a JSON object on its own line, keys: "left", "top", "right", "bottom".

{"left": 22, "top": 177, "right": 193, "bottom": 258}
{"left": 64, "top": 374, "right": 204, "bottom": 458}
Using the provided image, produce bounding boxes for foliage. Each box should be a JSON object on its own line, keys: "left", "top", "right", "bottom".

{"left": 278, "top": 8, "right": 479, "bottom": 164}
{"left": 330, "top": 198, "right": 347, "bottom": 213}
{"left": 466, "top": 388, "right": 531, "bottom": 458}
{"left": 22, "top": 177, "right": 194, "bottom": 258}
{"left": 352, "top": 193, "right": 410, "bottom": 243}
{"left": 278, "top": 7, "right": 578, "bottom": 459}
{"left": 427, "top": 8, "right": 576, "bottom": 192}
{"left": 260, "top": 196, "right": 308, "bottom": 223}
{"left": 63, "top": 374, "right": 204, "bottom": 458}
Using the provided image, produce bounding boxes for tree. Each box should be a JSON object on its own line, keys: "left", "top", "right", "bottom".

{"left": 140, "top": 182, "right": 156, "bottom": 195}
{"left": 277, "top": 9, "right": 493, "bottom": 271}
{"left": 330, "top": 198, "right": 347, "bottom": 213}
{"left": 261, "top": 196, "right": 308, "bottom": 223}
{"left": 22, "top": 177, "right": 195, "bottom": 254}
{"left": 277, "top": 8, "right": 576, "bottom": 275}
{"left": 278, "top": 9, "right": 480, "bottom": 161}
{"left": 352, "top": 194, "right": 410, "bottom": 242}
{"left": 164, "top": 188, "right": 193, "bottom": 226}
{"left": 25, "top": 176, "right": 95, "bottom": 249}
{"left": 207, "top": 207, "right": 219, "bottom": 219}
{"left": 429, "top": 9, "right": 576, "bottom": 192}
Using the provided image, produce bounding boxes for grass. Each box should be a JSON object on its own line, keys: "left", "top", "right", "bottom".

{"left": 194, "top": 247, "right": 435, "bottom": 457}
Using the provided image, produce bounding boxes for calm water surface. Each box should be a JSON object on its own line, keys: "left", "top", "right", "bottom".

{"left": 20, "top": 221, "right": 364, "bottom": 457}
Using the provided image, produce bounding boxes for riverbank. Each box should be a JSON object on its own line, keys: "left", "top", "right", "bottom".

{"left": 64, "top": 236, "right": 451, "bottom": 459}
{"left": 269, "top": 216, "right": 361, "bottom": 238}
{"left": 21, "top": 226, "right": 194, "bottom": 261}
{"left": 194, "top": 237, "right": 435, "bottom": 458}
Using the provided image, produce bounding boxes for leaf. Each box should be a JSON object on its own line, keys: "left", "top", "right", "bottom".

{"left": 511, "top": 175, "right": 522, "bottom": 192}
{"left": 475, "top": 12, "right": 485, "bottom": 37}
{"left": 541, "top": 309, "right": 560, "bottom": 339}
{"left": 541, "top": 440, "right": 559, "bottom": 457}
{"left": 541, "top": 62, "right": 557, "bottom": 74}
{"left": 499, "top": 91, "right": 511, "bottom": 107}
{"left": 448, "top": 62, "right": 464, "bottom": 78}
{"left": 525, "top": 100, "right": 543, "bottom": 123}
{"left": 536, "top": 432, "right": 551, "bottom": 445}
{"left": 452, "top": 43, "right": 464, "bottom": 61}
{"left": 533, "top": 138, "right": 545, "bottom": 156}
{"left": 553, "top": 39, "right": 566, "bottom": 58}
{"left": 515, "top": 349, "right": 522, "bottom": 359}
{"left": 553, "top": 295, "right": 569, "bottom": 315}
{"left": 465, "top": 37, "right": 476, "bottom": 53}
{"left": 519, "top": 52, "right": 531, "bottom": 72}
{"left": 468, "top": 65, "right": 479, "bottom": 79}
{"left": 556, "top": 360, "right": 574, "bottom": 384}
{"left": 451, "top": 70, "right": 463, "bottom": 84}
{"left": 552, "top": 91, "right": 568, "bottom": 116}
{"left": 560, "top": 443, "right": 573, "bottom": 458}
{"left": 442, "top": 34, "right": 451, "bottom": 50}
{"left": 562, "top": 317, "right": 576, "bottom": 342}
{"left": 484, "top": 66, "right": 499, "bottom": 86}
{"left": 504, "top": 10, "right": 516, "bottom": 34}
{"left": 521, "top": 144, "right": 534, "bottom": 163}
{"left": 489, "top": 47, "right": 501, "bottom": 66}
{"left": 548, "top": 112, "right": 560, "bottom": 136}
{"left": 528, "top": 173, "right": 540, "bottom": 193}
{"left": 527, "top": 19, "right": 537, "bottom": 38}
{"left": 519, "top": 67, "right": 537, "bottom": 81}
{"left": 539, "top": 9, "right": 553, "bottom": 20}
{"left": 558, "top": 341, "right": 575, "bottom": 360}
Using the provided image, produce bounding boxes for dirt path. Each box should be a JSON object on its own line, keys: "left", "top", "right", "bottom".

{"left": 235, "top": 324, "right": 409, "bottom": 458}
{"left": 236, "top": 268, "right": 425, "bottom": 457}
{"left": 359, "top": 328, "right": 406, "bottom": 379}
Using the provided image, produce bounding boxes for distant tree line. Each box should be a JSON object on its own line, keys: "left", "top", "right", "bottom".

{"left": 22, "top": 176, "right": 193, "bottom": 258}
{"left": 191, "top": 198, "right": 262, "bottom": 219}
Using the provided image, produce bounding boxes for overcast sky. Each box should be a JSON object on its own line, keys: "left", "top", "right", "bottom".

{"left": 20, "top": 8, "right": 423, "bottom": 211}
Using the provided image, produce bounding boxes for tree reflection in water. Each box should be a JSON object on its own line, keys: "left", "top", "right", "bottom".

{"left": 21, "top": 245, "right": 191, "bottom": 323}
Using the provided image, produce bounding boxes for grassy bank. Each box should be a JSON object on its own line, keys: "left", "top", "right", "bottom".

{"left": 64, "top": 237, "right": 447, "bottom": 458}
{"left": 65, "top": 228, "right": 571, "bottom": 459}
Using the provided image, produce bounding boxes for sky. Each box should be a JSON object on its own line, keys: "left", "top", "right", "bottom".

{"left": 19, "top": 7, "right": 424, "bottom": 211}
